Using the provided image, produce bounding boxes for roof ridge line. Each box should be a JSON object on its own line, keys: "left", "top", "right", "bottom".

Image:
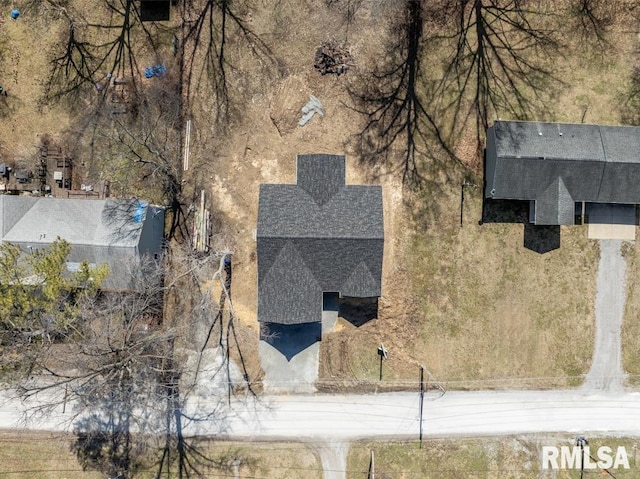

{"left": 595, "top": 125, "right": 607, "bottom": 201}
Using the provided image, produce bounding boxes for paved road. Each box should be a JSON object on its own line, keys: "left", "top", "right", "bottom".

{"left": 583, "top": 239, "right": 628, "bottom": 392}
{"left": 4, "top": 389, "right": 640, "bottom": 478}
{"left": 3, "top": 389, "right": 640, "bottom": 439}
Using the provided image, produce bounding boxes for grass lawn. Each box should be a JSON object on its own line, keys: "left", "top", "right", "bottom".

{"left": 321, "top": 184, "right": 599, "bottom": 390}
{"left": 0, "top": 430, "right": 321, "bottom": 479}
{"left": 621, "top": 241, "right": 640, "bottom": 387}
{"left": 0, "top": 0, "right": 637, "bottom": 392}
{"left": 348, "top": 435, "right": 640, "bottom": 478}
{"left": 0, "top": 430, "right": 103, "bottom": 479}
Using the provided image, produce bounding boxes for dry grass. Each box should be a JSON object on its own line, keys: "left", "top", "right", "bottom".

{"left": 0, "top": 430, "right": 103, "bottom": 479}
{"left": 348, "top": 435, "right": 640, "bottom": 478}
{"left": 0, "top": 7, "right": 70, "bottom": 159}
{"left": 622, "top": 240, "right": 640, "bottom": 386}
{"left": 321, "top": 185, "right": 598, "bottom": 390}
{"left": 0, "top": 430, "right": 321, "bottom": 479}
{"left": 0, "top": 0, "right": 638, "bottom": 391}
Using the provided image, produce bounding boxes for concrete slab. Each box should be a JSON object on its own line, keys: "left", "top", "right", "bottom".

{"left": 586, "top": 203, "right": 636, "bottom": 240}
{"left": 322, "top": 292, "right": 339, "bottom": 334}
{"left": 259, "top": 340, "right": 319, "bottom": 393}
{"left": 588, "top": 223, "right": 636, "bottom": 240}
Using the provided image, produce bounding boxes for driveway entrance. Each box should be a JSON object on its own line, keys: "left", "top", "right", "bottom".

{"left": 586, "top": 203, "right": 636, "bottom": 240}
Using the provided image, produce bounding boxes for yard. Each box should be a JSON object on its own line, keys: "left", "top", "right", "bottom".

{"left": 0, "top": 0, "right": 638, "bottom": 400}
{"left": 348, "top": 435, "right": 640, "bottom": 478}
{"left": 0, "top": 430, "right": 321, "bottom": 479}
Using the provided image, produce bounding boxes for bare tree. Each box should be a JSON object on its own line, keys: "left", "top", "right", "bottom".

{"left": 10, "top": 245, "right": 256, "bottom": 478}
{"left": 43, "top": 0, "right": 161, "bottom": 102}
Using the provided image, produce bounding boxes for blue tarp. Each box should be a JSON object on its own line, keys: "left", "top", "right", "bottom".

{"left": 10, "top": 9, "right": 20, "bottom": 19}
{"left": 144, "top": 64, "right": 167, "bottom": 79}
{"left": 134, "top": 201, "right": 147, "bottom": 223}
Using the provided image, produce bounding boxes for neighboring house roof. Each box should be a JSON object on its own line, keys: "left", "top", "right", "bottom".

{"left": 257, "top": 154, "right": 384, "bottom": 325}
{"left": 485, "top": 120, "right": 640, "bottom": 225}
{"left": 0, "top": 196, "right": 165, "bottom": 290}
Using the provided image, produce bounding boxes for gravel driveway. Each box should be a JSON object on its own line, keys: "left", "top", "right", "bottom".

{"left": 583, "top": 239, "right": 627, "bottom": 391}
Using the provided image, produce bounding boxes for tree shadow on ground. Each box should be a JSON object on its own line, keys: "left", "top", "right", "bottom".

{"left": 72, "top": 396, "right": 142, "bottom": 479}
{"left": 348, "top": 0, "right": 458, "bottom": 188}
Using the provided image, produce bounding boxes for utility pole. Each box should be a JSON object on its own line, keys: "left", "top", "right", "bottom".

{"left": 419, "top": 365, "right": 425, "bottom": 448}
{"left": 368, "top": 450, "right": 375, "bottom": 479}
{"left": 576, "top": 435, "right": 588, "bottom": 479}
{"left": 377, "top": 344, "right": 387, "bottom": 381}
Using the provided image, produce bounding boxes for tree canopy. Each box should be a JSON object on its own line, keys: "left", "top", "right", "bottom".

{"left": 0, "top": 238, "right": 108, "bottom": 353}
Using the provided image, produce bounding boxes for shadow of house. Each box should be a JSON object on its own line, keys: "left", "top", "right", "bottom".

{"left": 484, "top": 120, "right": 640, "bottom": 249}
{"left": 140, "top": 0, "right": 172, "bottom": 22}
{"left": 261, "top": 322, "right": 322, "bottom": 361}
{"left": 0, "top": 196, "right": 164, "bottom": 291}
{"left": 523, "top": 224, "right": 561, "bottom": 253}
{"left": 257, "top": 154, "right": 384, "bottom": 359}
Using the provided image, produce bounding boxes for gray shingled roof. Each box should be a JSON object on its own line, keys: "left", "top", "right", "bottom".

{"left": 485, "top": 120, "right": 640, "bottom": 225}
{"left": 257, "top": 154, "right": 384, "bottom": 325}
{"left": 0, "top": 196, "right": 164, "bottom": 290}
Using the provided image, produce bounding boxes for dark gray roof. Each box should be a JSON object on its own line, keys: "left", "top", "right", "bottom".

{"left": 0, "top": 196, "right": 164, "bottom": 290}
{"left": 486, "top": 120, "right": 640, "bottom": 225}
{"left": 257, "top": 154, "right": 384, "bottom": 325}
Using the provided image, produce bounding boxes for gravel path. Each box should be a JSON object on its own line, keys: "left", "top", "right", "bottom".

{"left": 315, "top": 442, "right": 347, "bottom": 479}
{"left": 583, "top": 239, "right": 627, "bottom": 392}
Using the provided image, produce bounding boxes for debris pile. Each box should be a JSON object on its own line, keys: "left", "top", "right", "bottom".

{"left": 299, "top": 95, "right": 324, "bottom": 127}
{"left": 314, "top": 42, "right": 352, "bottom": 76}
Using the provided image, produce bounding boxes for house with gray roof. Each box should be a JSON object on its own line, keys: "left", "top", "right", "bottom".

{"left": 0, "top": 196, "right": 164, "bottom": 290}
{"left": 257, "top": 154, "right": 384, "bottom": 327}
{"left": 485, "top": 120, "right": 640, "bottom": 225}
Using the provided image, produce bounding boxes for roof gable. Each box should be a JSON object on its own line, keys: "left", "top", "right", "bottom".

{"left": 535, "top": 177, "right": 575, "bottom": 225}
{"left": 297, "top": 154, "right": 345, "bottom": 206}
{"left": 341, "top": 260, "right": 380, "bottom": 297}
{"left": 486, "top": 121, "right": 640, "bottom": 219}
{"left": 0, "top": 197, "right": 164, "bottom": 291}
{"left": 258, "top": 240, "right": 323, "bottom": 325}
{"left": 257, "top": 154, "right": 384, "bottom": 325}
